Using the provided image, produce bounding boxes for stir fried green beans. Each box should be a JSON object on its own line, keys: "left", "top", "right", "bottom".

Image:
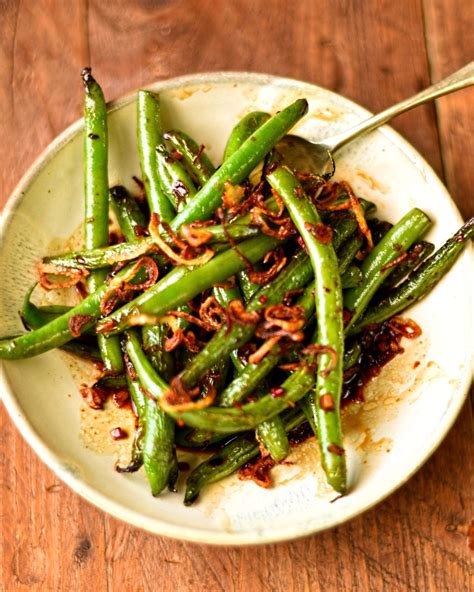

{"left": 267, "top": 165, "right": 346, "bottom": 493}
{"left": 3, "top": 82, "right": 471, "bottom": 506}
{"left": 178, "top": 250, "right": 312, "bottom": 389}
{"left": 97, "top": 234, "right": 279, "bottom": 335}
{"left": 169, "top": 99, "right": 308, "bottom": 230}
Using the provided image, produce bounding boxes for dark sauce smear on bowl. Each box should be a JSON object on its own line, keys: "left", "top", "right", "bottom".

{"left": 342, "top": 317, "right": 420, "bottom": 407}
{"left": 239, "top": 317, "right": 421, "bottom": 487}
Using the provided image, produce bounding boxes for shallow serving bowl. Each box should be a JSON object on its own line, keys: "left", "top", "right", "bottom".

{"left": 1, "top": 72, "right": 473, "bottom": 545}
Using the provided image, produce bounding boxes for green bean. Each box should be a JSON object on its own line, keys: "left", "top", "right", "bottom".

{"left": 82, "top": 68, "right": 123, "bottom": 374}
{"left": 126, "top": 332, "right": 315, "bottom": 433}
{"left": 217, "top": 283, "right": 315, "bottom": 407}
{"left": 82, "top": 68, "right": 109, "bottom": 258}
{"left": 110, "top": 186, "right": 147, "bottom": 242}
{"left": 237, "top": 270, "right": 260, "bottom": 302}
{"left": 350, "top": 217, "right": 474, "bottom": 333}
{"left": 20, "top": 285, "right": 71, "bottom": 330}
{"left": 156, "top": 144, "right": 197, "bottom": 212}
{"left": 96, "top": 234, "right": 279, "bottom": 335}
{"left": 42, "top": 221, "right": 260, "bottom": 271}
{"left": 342, "top": 341, "right": 362, "bottom": 370}
{"left": 178, "top": 250, "right": 312, "bottom": 389}
{"left": 223, "top": 111, "right": 271, "bottom": 161}
{"left": 380, "top": 241, "right": 435, "bottom": 290}
{"left": 125, "top": 330, "right": 177, "bottom": 495}
{"left": 267, "top": 165, "right": 346, "bottom": 493}
{"left": 344, "top": 208, "right": 432, "bottom": 331}
{"left": 213, "top": 281, "right": 288, "bottom": 461}
{"left": 336, "top": 234, "right": 363, "bottom": 275}
{"left": 212, "top": 284, "right": 246, "bottom": 373}
{"left": 0, "top": 261, "right": 150, "bottom": 359}
{"left": 341, "top": 265, "right": 363, "bottom": 289}
{"left": 163, "top": 130, "right": 216, "bottom": 186}
{"left": 137, "top": 90, "right": 175, "bottom": 222}
{"left": 184, "top": 408, "right": 307, "bottom": 505}
{"left": 142, "top": 323, "right": 175, "bottom": 380}
{"left": 169, "top": 99, "right": 308, "bottom": 231}
{"left": 116, "top": 372, "right": 146, "bottom": 473}
{"left": 94, "top": 374, "right": 128, "bottom": 390}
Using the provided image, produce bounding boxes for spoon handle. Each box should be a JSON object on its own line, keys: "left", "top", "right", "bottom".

{"left": 327, "top": 61, "right": 474, "bottom": 153}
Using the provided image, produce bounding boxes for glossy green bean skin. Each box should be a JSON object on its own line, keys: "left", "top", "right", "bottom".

{"left": 184, "top": 409, "right": 307, "bottom": 505}
{"left": 267, "top": 165, "right": 346, "bottom": 493}
{"left": 156, "top": 144, "right": 197, "bottom": 211}
{"left": 126, "top": 333, "right": 315, "bottom": 433}
{"left": 344, "top": 208, "right": 432, "bottom": 331}
{"left": 97, "top": 234, "right": 279, "bottom": 335}
{"left": 223, "top": 111, "right": 271, "bottom": 161}
{"left": 137, "top": 90, "right": 175, "bottom": 222}
{"left": 217, "top": 283, "right": 316, "bottom": 407}
{"left": 212, "top": 284, "right": 247, "bottom": 373}
{"left": 341, "top": 265, "right": 363, "bottom": 289}
{"left": 350, "top": 217, "right": 474, "bottom": 333}
{"left": 116, "top": 373, "right": 146, "bottom": 473}
{"left": 42, "top": 237, "right": 156, "bottom": 270}
{"left": 125, "top": 331, "right": 177, "bottom": 494}
{"left": 380, "top": 240, "right": 434, "bottom": 290}
{"left": 163, "top": 130, "right": 216, "bottom": 186}
{"left": 0, "top": 261, "right": 150, "bottom": 359}
{"left": 43, "top": 221, "right": 260, "bottom": 271}
{"left": 237, "top": 270, "right": 260, "bottom": 302}
{"left": 169, "top": 99, "right": 308, "bottom": 231}
{"left": 82, "top": 68, "right": 123, "bottom": 374}
{"left": 110, "top": 186, "right": 147, "bottom": 241}
{"left": 336, "top": 234, "right": 363, "bottom": 275}
{"left": 142, "top": 323, "right": 175, "bottom": 380}
{"left": 178, "top": 250, "right": 312, "bottom": 388}
{"left": 82, "top": 68, "right": 109, "bottom": 258}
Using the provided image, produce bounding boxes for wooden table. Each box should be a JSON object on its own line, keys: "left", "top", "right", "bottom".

{"left": 1, "top": 1, "right": 472, "bottom": 589}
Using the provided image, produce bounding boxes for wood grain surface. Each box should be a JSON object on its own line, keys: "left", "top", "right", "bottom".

{"left": 0, "top": 1, "right": 472, "bottom": 590}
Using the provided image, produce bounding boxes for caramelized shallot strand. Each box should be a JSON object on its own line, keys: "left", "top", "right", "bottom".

{"left": 248, "top": 248, "right": 287, "bottom": 284}
{"left": 199, "top": 295, "right": 226, "bottom": 329}
{"left": 301, "top": 343, "right": 338, "bottom": 377}
{"left": 339, "top": 181, "right": 374, "bottom": 250}
{"left": 149, "top": 213, "right": 214, "bottom": 266}
{"left": 388, "top": 316, "right": 422, "bottom": 338}
{"left": 180, "top": 224, "right": 213, "bottom": 247}
{"left": 248, "top": 336, "right": 281, "bottom": 364}
{"left": 69, "top": 314, "right": 94, "bottom": 337}
{"left": 38, "top": 263, "right": 89, "bottom": 290}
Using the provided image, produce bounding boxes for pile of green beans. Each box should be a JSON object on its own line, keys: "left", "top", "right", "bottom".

{"left": 1, "top": 69, "right": 472, "bottom": 504}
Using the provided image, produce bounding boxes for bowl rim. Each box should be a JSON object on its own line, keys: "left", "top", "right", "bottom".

{"left": 1, "top": 70, "right": 473, "bottom": 545}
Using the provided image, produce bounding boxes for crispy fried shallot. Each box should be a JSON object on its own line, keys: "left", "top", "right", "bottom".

{"left": 199, "top": 295, "right": 226, "bottom": 329}
{"left": 68, "top": 314, "right": 94, "bottom": 337}
{"left": 149, "top": 213, "right": 214, "bottom": 266}
{"left": 38, "top": 263, "right": 89, "bottom": 290}
{"left": 248, "top": 247, "right": 287, "bottom": 284}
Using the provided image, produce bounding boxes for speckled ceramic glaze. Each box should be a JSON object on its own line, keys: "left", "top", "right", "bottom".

{"left": 1, "top": 73, "right": 473, "bottom": 545}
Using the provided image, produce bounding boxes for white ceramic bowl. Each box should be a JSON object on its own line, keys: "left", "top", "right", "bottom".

{"left": 1, "top": 72, "right": 473, "bottom": 545}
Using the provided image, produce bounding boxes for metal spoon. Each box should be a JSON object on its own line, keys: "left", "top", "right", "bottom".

{"left": 280, "top": 61, "right": 474, "bottom": 174}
